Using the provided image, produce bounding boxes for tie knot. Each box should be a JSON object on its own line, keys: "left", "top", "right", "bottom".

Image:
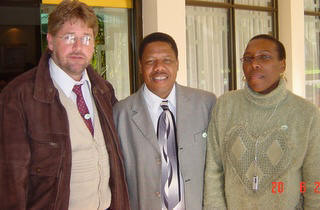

{"left": 72, "top": 84, "right": 83, "bottom": 96}
{"left": 160, "top": 100, "right": 169, "bottom": 111}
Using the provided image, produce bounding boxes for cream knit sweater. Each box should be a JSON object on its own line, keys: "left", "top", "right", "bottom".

{"left": 204, "top": 79, "right": 320, "bottom": 210}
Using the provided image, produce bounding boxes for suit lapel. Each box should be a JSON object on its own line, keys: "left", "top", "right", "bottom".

{"left": 131, "top": 87, "right": 160, "bottom": 153}
{"left": 176, "top": 84, "right": 192, "bottom": 145}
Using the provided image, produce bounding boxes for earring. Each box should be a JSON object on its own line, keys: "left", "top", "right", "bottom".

{"left": 280, "top": 72, "right": 287, "bottom": 81}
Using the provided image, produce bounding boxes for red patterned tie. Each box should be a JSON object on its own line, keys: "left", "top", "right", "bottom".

{"left": 72, "top": 84, "right": 94, "bottom": 136}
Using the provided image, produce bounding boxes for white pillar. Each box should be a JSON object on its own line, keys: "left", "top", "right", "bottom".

{"left": 278, "top": 0, "right": 305, "bottom": 97}
{"left": 142, "top": 0, "right": 187, "bottom": 85}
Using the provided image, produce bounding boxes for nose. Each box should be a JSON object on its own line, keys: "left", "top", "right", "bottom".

{"left": 250, "top": 58, "right": 262, "bottom": 70}
{"left": 154, "top": 60, "right": 165, "bottom": 71}
{"left": 72, "top": 38, "right": 82, "bottom": 51}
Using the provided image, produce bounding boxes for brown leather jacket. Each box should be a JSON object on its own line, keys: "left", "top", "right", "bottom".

{"left": 0, "top": 50, "right": 130, "bottom": 210}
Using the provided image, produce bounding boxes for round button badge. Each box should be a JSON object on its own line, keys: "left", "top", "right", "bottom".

{"left": 84, "top": 113, "right": 91, "bottom": 120}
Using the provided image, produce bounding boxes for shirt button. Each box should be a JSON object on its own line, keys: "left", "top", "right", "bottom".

{"left": 156, "top": 158, "right": 161, "bottom": 165}
{"left": 155, "top": 191, "right": 161, "bottom": 198}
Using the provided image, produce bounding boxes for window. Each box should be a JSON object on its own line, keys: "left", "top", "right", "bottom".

{"left": 305, "top": 0, "right": 320, "bottom": 106}
{"left": 94, "top": 8, "right": 131, "bottom": 100}
{"left": 186, "top": 0, "right": 277, "bottom": 96}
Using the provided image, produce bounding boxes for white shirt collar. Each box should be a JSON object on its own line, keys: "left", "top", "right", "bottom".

{"left": 49, "top": 58, "right": 91, "bottom": 97}
{"left": 143, "top": 83, "right": 176, "bottom": 114}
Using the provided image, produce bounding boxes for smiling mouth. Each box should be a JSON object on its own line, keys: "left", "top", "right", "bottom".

{"left": 152, "top": 74, "right": 168, "bottom": 81}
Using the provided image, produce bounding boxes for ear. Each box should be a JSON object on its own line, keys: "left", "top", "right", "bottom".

{"left": 138, "top": 60, "right": 142, "bottom": 74}
{"left": 47, "top": 33, "right": 54, "bottom": 51}
{"left": 176, "top": 59, "right": 179, "bottom": 71}
{"left": 280, "top": 59, "right": 286, "bottom": 73}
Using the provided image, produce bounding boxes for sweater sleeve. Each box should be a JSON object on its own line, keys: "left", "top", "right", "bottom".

{"left": 303, "top": 108, "right": 320, "bottom": 209}
{"left": 203, "top": 105, "right": 227, "bottom": 210}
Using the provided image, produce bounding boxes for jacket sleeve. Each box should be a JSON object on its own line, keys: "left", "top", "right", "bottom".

{"left": 303, "top": 108, "right": 320, "bottom": 209}
{"left": 0, "top": 90, "right": 30, "bottom": 210}
{"left": 203, "top": 105, "right": 227, "bottom": 210}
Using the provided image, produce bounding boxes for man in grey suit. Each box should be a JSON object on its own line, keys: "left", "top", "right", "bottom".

{"left": 113, "top": 32, "right": 216, "bottom": 210}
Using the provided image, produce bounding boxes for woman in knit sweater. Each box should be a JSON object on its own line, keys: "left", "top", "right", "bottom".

{"left": 203, "top": 34, "right": 320, "bottom": 210}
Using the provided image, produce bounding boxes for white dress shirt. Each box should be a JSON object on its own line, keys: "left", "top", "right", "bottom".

{"left": 49, "top": 58, "right": 94, "bottom": 125}
{"left": 143, "top": 84, "right": 176, "bottom": 133}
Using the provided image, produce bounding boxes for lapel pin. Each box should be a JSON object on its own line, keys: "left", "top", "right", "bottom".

{"left": 202, "top": 132, "right": 207, "bottom": 138}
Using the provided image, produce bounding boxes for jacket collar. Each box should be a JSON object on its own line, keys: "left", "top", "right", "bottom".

{"left": 33, "top": 49, "right": 109, "bottom": 103}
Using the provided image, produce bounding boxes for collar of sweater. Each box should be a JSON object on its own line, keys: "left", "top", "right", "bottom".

{"left": 244, "top": 78, "right": 288, "bottom": 108}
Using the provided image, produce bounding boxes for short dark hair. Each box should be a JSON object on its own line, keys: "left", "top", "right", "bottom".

{"left": 48, "top": 0, "right": 98, "bottom": 37}
{"left": 249, "top": 34, "right": 286, "bottom": 60}
{"left": 139, "top": 32, "right": 178, "bottom": 60}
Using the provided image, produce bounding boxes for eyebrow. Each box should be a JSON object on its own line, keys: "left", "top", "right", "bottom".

{"left": 83, "top": 33, "right": 93, "bottom": 36}
{"left": 63, "top": 32, "right": 92, "bottom": 36}
{"left": 243, "top": 50, "right": 273, "bottom": 56}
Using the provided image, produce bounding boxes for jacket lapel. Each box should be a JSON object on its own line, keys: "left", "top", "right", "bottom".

{"left": 176, "top": 84, "right": 192, "bottom": 145}
{"left": 131, "top": 87, "right": 160, "bottom": 153}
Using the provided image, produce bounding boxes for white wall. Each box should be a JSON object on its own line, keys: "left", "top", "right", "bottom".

{"left": 278, "top": 0, "right": 305, "bottom": 97}
{"left": 142, "top": 0, "right": 187, "bottom": 85}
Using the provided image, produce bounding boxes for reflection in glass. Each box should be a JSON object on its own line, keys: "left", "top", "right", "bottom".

{"left": 94, "top": 8, "right": 130, "bottom": 100}
{"left": 186, "top": 6, "right": 229, "bottom": 96}
{"left": 234, "top": 0, "right": 272, "bottom": 7}
{"left": 305, "top": 15, "right": 320, "bottom": 106}
{"left": 193, "top": 0, "right": 226, "bottom": 3}
{"left": 235, "top": 10, "right": 273, "bottom": 89}
{"left": 304, "top": 0, "right": 320, "bottom": 11}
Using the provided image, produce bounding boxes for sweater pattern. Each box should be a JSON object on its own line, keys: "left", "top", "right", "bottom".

{"left": 223, "top": 80, "right": 292, "bottom": 196}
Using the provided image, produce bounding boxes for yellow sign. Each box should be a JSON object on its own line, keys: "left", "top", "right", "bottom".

{"left": 42, "top": 0, "right": 132, "bottom": 8}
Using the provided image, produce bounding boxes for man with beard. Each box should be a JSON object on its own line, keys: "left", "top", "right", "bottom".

{"left": 113, "top": 32, "right": 216, "bottom": 210}
{"left": 0, "top": 1, "right": 129, "bottom": 209}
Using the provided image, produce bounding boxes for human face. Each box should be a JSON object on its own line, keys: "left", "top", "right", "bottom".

{"left": 242, "top": 39, "right": 286, "bottom": 94}
{"left": 140, "top": 41, "right": 179, "bottom": 99}
{"left": 47, "top": 19, "right": 94, "bottom": 81}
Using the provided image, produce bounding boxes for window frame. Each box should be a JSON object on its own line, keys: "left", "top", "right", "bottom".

{"left": 185, "top": 0, "right": 278, "bottom": 90}
{"left": 304, "top": 1, "right": 320, "bottom": 106}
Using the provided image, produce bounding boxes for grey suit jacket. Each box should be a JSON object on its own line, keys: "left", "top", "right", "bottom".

{"left": 113, "top": 83, "right": 216, "bottom": 210}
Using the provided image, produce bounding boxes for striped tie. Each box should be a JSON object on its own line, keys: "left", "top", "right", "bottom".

{"left": 157, "top": 100, "right": 182, "bottom": 210}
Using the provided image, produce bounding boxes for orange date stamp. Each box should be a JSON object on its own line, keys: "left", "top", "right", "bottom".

{"left": 271, "top": 182, "right": 320, "bottom": 194}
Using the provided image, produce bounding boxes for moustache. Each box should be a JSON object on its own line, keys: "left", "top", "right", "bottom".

{"left": 151, "top": 71, "right": 168, "bottom": 77}
{"left": 68, "top": 52, "right": 86, "bottom": 58}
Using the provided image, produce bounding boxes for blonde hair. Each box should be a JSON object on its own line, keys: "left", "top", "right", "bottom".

{"left": 48, "top": 0, "right": 98, "bottom": 37}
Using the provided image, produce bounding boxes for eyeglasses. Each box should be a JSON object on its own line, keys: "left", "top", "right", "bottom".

{"left": 240, "top": 54, "right": 273, "bottom": 64}
{"left": 58, "top": 34, "right": 92, "bottom": 46}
